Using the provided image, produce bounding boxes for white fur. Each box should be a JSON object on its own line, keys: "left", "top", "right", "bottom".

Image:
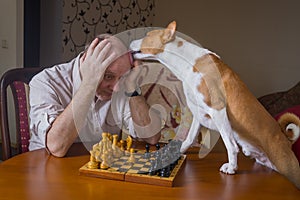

{"left": 287, "top": 123, "right": 300, "bottom": 141}
{"left": 130, "top": 36, "right": 273, "bottom": 174}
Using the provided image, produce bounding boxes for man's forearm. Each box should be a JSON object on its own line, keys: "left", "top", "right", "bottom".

{"left": 129, "top": 96, "right": 162, "bottom": 144}
{"left": 46, "top": 84, "right": 96, "bottom": 157}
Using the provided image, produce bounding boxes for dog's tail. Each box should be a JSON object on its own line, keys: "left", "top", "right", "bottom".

{"left": 277, "top": 112, "right": 300, "bottom": 143}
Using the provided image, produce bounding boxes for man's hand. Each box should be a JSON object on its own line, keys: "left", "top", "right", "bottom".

{"left": 124, "top": 60, "right": 143, "bottom": 93}
{"left": 80, "top": 38, "right": 117, "bottom": 88}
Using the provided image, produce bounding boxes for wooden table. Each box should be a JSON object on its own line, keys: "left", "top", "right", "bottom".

{"left": 0, "top": 143, "right": 299, "bottom": 200}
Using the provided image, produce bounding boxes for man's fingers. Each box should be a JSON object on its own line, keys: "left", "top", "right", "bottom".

{"left": 93, "top": 39, "right": 110, "bottom": 59}
{"left": 86, "top": 38, "right": 99, "bottom": 57}
{"left": 101, "top": 52, "right": 117, "bottom": 69}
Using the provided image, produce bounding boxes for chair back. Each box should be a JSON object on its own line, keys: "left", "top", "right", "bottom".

{"left": 0, "top": 67, "right": 44, "bottom": 160}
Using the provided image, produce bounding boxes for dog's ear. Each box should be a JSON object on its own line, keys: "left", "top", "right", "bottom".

{"left": 162, "top": 21, "right": 176, "bottom": 43}
{"left": 167, "top": 21, "right": 176, "bottom": 32}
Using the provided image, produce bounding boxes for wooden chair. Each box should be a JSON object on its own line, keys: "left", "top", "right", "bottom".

{"left": 0, "top": 67, "right": 44, "bottom": 160}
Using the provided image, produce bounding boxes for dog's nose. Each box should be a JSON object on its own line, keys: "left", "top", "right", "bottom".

{"left": 131, "top": 50, "right": 142, "bottom": 54}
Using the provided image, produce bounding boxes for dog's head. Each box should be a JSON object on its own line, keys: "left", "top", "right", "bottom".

{"left": 130, "top": 21, "right": 177, "bottom": 60}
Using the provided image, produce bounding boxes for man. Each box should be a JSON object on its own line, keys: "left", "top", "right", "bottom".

{"left": 29, "top": 34, "right": 162, "bottom": 157}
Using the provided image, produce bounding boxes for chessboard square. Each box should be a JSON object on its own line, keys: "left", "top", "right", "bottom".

{"left": 140, "top": 167, "right": 149, "bottom": 172}
{"left": 120, "top": 165, "right": 131, "bottom": 169}
{"left": 132, "top": 163, "right": 143, "bottom": 168}
{"left": 119, "top": 157, "right": 129, "bottom": 161}
{"left": 138, "top": 158, "right": 148, "bottom": 162}
{"left": 113, "top": 161, "right": 125, "bottom": 166}
{"left": 127, "top": 169, "right": 139, "bottom": 173}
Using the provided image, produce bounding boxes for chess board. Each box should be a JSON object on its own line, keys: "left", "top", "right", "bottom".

{"left": 79, "top": 150, "right": 186, "bottom": 187}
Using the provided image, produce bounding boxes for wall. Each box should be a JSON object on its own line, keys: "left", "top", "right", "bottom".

{"left": 0, "top": 0, "right": 23, "bottom": 73}
{"left": 39, "top": 0, "right": 155, "bottom": 66}
{"left": 153, "top": 0, "right": 300, "bottom": 97}
{"left": 61, "top": 0, "right": 155, "bottom": 62}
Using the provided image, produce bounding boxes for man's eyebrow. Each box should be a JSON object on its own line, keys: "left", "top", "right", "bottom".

{"left": 104, "top": 70, "right": 116, "bottom": 75}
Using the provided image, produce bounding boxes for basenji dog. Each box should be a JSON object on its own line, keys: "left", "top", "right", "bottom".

{"left": 130, "top": 21, "right": 300, "bottom": 189}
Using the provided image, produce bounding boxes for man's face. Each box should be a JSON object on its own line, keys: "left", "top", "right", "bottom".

{"left": 95, "top": 54, "right": 131, "bottom": 101}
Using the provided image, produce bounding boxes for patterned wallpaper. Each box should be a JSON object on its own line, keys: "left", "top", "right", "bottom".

{"left": 62, "top": 0, "right": 155, "bottom": 61}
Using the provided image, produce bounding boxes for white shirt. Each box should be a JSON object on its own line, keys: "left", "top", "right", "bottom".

{"left": 28, "top": 54, "right": 135, "bottom": 151}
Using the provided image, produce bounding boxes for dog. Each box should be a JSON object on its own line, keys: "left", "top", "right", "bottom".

{"left": 130, "top": 21, "right": 300, "bottom": 189}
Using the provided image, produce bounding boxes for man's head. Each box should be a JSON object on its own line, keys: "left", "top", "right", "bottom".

{"left": 87, "top": 34, "right": 132, "bottom": 101}
{"left": 96, "top": 53, "right": 132, "bottom": 101}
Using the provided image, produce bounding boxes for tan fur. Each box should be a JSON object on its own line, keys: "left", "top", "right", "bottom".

{"left": 133, "top": 21, "right": 300, "bottom": 189}
{"left": 141, "top": 22, "right": 176, "bottom": 55}
{"left": 194, "top": 55, "right": 226, "bottom": 110}
{"left": 207, "top": 54, "right": 300, "bottom": 189}
{"left": 177, "top": 41, "right": 183, "bottom": 47}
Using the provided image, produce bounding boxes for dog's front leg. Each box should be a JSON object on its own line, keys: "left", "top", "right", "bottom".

{"left": 179, "top": 117, "right": 201, "bottom": 153}
{"left": 212, "top": 108, "right": 239, "bottom": 174}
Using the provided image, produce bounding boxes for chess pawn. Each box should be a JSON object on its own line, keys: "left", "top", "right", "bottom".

{"left": 112, "top": 135, "right": 118, "bottom": 147}
{"left": 128, "top": 148, "right": 136, "bottom": 163}
{"left": 112, "top": 134, "right": 118, "bottom": 152}
{"left": 120, "top": 140, "right": 125, "bottom": 151}
{"left": 87, "top": 154, "right": 99, "bottom": 169}
{"left": 100, "top": 150, "right": 109, "bottom": 169}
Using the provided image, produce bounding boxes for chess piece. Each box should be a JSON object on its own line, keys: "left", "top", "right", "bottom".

{"left": 120, "top": 140, "right": 125, "bottom": 151}
{"left": 87, "top": 151, "right": 99, "bottom": 169}
{"left": 145, "top": 143, "right": 150, "bottom": 153}
{"left": 112, "top": 135, "right": 118, "bottom": 147}
{"left": 155, "top": 143, "right": 160, "bottom": 150}
{"left": 144, "top": 143, "right": 150, "bottom": 159}
{"left": 149, "top": 159, "right": 157, "bottom": 175}
{"left": 100, "top": 150, "right": 109, "bottom": 169}
{"left": 126, "top": 135, "right": 133, "bottom": 151}
{"left": 128, "top": 148, "right": 136, "bottom": 163}
{"left": 112, "top": 135, "right": 124, "bottom": 158}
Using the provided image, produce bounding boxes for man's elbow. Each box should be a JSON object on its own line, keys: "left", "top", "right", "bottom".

{"left": 47, "top": 143, "right": 68, "bottom": 158}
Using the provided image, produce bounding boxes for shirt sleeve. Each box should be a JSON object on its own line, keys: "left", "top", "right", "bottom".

{"left": 28, "top": 77, "right": 65, "bottom": 151}
{"left": 122, "top": 100, "right": 137, "bottom": 138}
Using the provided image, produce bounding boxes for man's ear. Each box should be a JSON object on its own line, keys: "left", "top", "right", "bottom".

{"left": 162, "top": 21, "right": 176, "bottom": 43}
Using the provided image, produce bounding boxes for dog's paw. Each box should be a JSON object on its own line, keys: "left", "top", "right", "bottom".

{"left": 243, "top": 149, "right": 251, "bottom": 156}
{"left": 219, "top": 163, "right": 237, "bottom": 174}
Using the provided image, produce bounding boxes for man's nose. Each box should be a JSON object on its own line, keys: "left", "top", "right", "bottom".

{"left": 112, "top": 80, "right": 120, "bottom": 92}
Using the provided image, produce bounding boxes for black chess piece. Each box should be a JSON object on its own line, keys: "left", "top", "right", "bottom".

{"left": 145, "top": 143, "right": 150, "bottom": 153}
{"left": 155, "top": 143, "right": 160, "bottom": 150}
{"left": 149, "top": 159, "right": 157, "bottom": 175}
{"left": 144, "top": 143, "right": 150, "bottom": 159}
